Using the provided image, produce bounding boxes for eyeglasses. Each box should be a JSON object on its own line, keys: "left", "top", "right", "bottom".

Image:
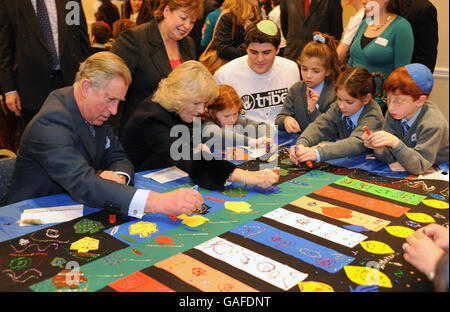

{"left": 386, "top": 96, "right": 411, "bottom": 106}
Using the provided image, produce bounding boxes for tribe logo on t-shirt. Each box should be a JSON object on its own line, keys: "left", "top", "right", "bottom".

{"left": 241, "top": 88, "right": 288, "bottom": 111}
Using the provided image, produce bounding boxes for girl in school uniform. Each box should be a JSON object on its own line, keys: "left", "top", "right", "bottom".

{"left": 275, "top": 32, "right": 340, "bottom": 135}
{"left": 289, "top": 66, "right": 385, "bottom": 164}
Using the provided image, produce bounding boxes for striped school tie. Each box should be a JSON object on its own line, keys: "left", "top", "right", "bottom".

{"left": 402, "top": 120, "right": 410, "bottom": 135}
{"left": 344, "top": 116, "right": 355, "bottom": 132}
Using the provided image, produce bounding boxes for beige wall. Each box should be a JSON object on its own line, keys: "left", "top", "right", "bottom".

{"left": 428, "top": 0, "right": 449, "bottom": 121}
{"left": 341, "top": 0, "right": 449, "bottom": 121}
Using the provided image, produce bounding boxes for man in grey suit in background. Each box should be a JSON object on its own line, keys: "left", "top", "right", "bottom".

{"left": 1, "top": 52, "right": 203, "bottom": 219}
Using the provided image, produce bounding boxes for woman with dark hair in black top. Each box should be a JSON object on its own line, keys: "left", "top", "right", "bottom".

{"left": 121, "top": 0, "right": 153, "bottom": 25}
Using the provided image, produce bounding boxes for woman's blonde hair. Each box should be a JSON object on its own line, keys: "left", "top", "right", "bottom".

{"left": 74, "top": 51, "right": 131, "bottom": 89}
{"left": 221, "top": 0, "right": 254, "bottom": 25}
{"left": 152, "top": 61, "right": 219, "bottom": 113}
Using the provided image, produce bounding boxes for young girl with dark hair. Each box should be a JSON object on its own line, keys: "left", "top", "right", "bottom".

{"left": 290, "top": 66, "right": 385, "bottom": 164}
{"left": 275, "top": 32, "right": 340, "bottom": 134}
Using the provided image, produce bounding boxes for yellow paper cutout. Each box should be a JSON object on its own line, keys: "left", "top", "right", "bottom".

{"left": 360, "top": 240, "right": 395, "bottom": 254}
{"left": 422, "top": 199, "right": 449, "bottom": 209}
{"left": 267, "top": 154, "right": 278, "bottom": 162}
{"left": 129, "top": 221, "right": 159, "bottom": 238}
{"left": 385, "top": 226, "right": 415, "bottom": 238}
{"left": 224, "top": 201, "right": 252, "bottom": 213}
{"left": 178, "top": 214, "right": 210, "bottom": 227}
{"left": 70, "top": 237, "right": 99, "bottom": 253}
{"left": 298, "top": 281, "right": 334, "bottom": 292}
{"left": 344, "top": 266, "right": 392, "bottom": 288}
{"left": 405, "top": 212, "right": 436, "bottom": 223}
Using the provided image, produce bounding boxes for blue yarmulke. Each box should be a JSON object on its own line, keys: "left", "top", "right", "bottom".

{"left": 405, "top": 63, "right": 434, "bottom": 94}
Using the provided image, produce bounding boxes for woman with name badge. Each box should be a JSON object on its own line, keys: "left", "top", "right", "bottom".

{"left": 348, "top": 0, "right": 414, "bottom": 113}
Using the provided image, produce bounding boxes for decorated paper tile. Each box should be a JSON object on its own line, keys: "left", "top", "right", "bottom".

{"left": 195, "top": 237, "right": 308, "bottom": 290}
{"left": 264, "top": 208, "right": 367, "bottom": 248}
{"left": 344, "top": 266, "right": 392, "bottom": 288}
{"left": 298, "top": 281, "right": 334, "bottom": 292}
{"left": 291, "top": 196, "right": 390, "bottom": 232}
{"left": 360, "top": 241, "right": 395, "bottom": 254}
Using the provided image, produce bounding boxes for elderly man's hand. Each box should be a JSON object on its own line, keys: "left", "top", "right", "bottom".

{"left": 145, "top": 188, "right": 204, "bottom": 215}
{"left": 99, "top": 170, "right": 126, "bottom": 184}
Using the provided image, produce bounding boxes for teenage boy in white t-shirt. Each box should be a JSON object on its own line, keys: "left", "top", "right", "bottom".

{"left": 214, "top": 20, "right": 300, "bottom": 125}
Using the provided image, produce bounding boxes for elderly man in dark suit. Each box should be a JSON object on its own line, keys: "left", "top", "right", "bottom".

{"left": 0, "top": 0, "right": 92, "bottom": 126}
{"left": 1, "top": 52, "right": 203, "bottom": 218}
{"left": 280, "top": 0, "right": 343, "bottom": 62}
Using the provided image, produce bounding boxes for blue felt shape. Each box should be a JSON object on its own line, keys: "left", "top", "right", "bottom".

{"left": 429, "top": 193, "right": 446, "bottom": 201}
{"left": 349, "top": 285, "right": 380, "bottom": 292}
{"left": 343, "top": 224, "right": 371, "bottom": 233}
{"left": 230, "top": 220, "right": 355, "bottom": 273}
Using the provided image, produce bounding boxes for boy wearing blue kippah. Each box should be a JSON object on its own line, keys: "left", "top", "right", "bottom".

{"left": 363, "top": 63, "right": 449, "bottom": 175}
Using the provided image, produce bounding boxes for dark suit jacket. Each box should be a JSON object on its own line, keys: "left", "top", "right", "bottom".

{"left": 0, "top": 0, "right": 92, "bottom": 110}
{"left": 111, "top": 19, "right": 196, "bottom": 136}
{"left": 400, "top": 0, "right": 438, "bottom": 72}
{"left": 121, "top": 100, "right": 236, "bottom": 191}
{"left": 280, "top": 0, "right": 343, "bottom": 61}
{"left": 2, "top": 87, "right": 137, "bottom": 216}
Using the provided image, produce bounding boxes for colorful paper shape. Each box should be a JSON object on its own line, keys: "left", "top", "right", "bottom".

{"left": 422, "top": 199, "right": 449, "bottom": 209}
{"left": 155, "top": 252, "right": 258, "bottom": 292}
{"left": 344, "top": 266, "right": 392, "bottom": 288}
{"left": 224, "top": 201, "right": 252, "bottom": 213}
{"left": 405, "top": 212, "right": 436, "bottom": 223}
{"left": 108, "top": 271, "right": 174, "bottom": 292}
{"left": 230, "top": 220, "right": 355, "bottom": 273}
{"left": 360, "top": 241, "right": 395, "bottom": 254}
{"left": 52, "top": 269, "right": 87, "bottom": 289}
{"left": 50, "top": 257, "right": 67, "bottom": 268}
{"left": 155, "top": 236, "right": 176, "bottom": 246}
{"left": 335, "top": 176, "right": 426, "bottom": 205}
{"left": 298, "top": 281, "right": 334, "bottom": 292}
{"left": 314, "top": 185, "right": 410, "bottom": 217}
{"left": 264, "top": 208, "right": 367, "bottom": 248}
{"left": 291, "top": 196, "right": 390, "bottom": 232}
{"left": 384, "top": 226, "right": 416, "bottom": 238}
{"left": 73, "top": 218, "right": 105, "bottom": 234}
{"left": 70, "top": 237, "right": 99, "bottom": 253}
{"left": 129, "top": 221, "right": 159, "bottom": 238}
{"left": 195, "top": 237, "right": 308, "bottom": 290}
{"left": 177, "top": 214, "right": 210, "bottom": 227}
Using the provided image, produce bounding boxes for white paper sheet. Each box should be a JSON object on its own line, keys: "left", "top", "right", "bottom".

{"left": 195, "top": 236, "right": 308, "bottom": 290}
{"left": 264, "top": 208, "right": 368, "bottom": 248}
{"left": 19, "top": 204, "right": 84, "bottom": 226}
{"left": 142, "top": 166, "right": 188, "bottom": 183}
